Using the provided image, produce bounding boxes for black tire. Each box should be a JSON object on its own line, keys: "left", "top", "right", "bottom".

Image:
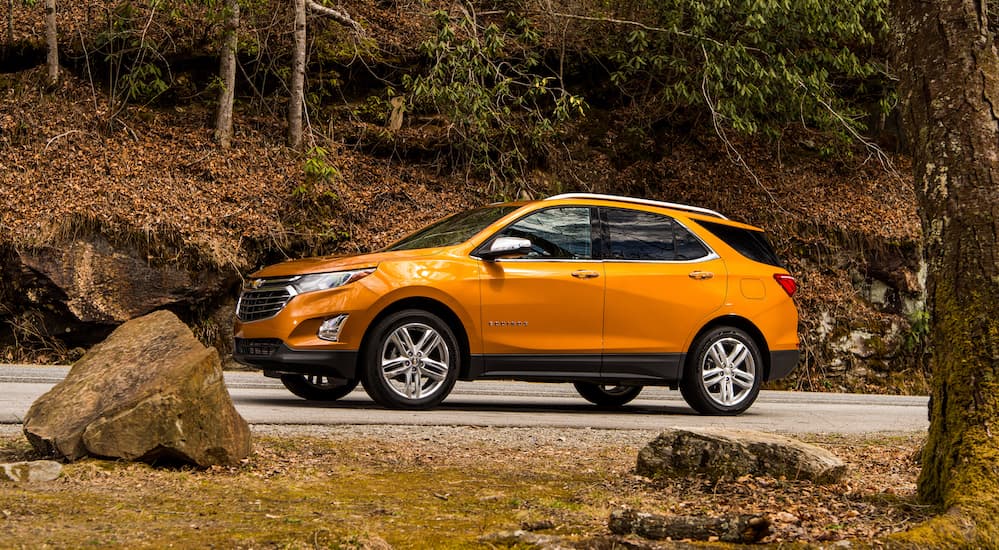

{"left": 360, "top": 309, "right": 459, "bottom": 410}
{"left": 573, "top": 382, "right": 643, "bottom": 406}
{"left": 680, "top": 326, "right": 763, "bottom": 415}
{"left": 280, "top": 374, "right": 359, "bottom": 401}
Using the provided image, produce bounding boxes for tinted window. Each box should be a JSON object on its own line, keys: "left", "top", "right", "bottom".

{"left": 493, "top": 207, "right": 593, "bottom": 259}
{"left": 387, "top": 205, "right": 520, "bottom": 251}
{"left": 603, "top": 208, "right": 709, "bottom": 261}
{"left": 695, "top": 220, "right": 783, "bottom": 267}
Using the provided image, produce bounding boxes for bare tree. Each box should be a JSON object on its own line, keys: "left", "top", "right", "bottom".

{"left": 288, "top": 0, "right": 307, "bottom": 147}
{"left": 44, "top": 0, "right": 57, "bottom": 84}
{"left": 215, "top": 0, "right": 239, "bottom": 148}
{"left": 287, "top": 0, "right": 363, "bottom": 148}
{"left": 891, "top": 0, "right": 999, "bottom": 544}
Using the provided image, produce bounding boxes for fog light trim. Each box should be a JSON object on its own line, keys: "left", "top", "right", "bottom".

{"left": 317, "top": 314, "right": 348, "bottom": 342}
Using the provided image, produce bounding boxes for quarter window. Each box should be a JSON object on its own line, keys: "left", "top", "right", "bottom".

{"left": 603, "top": 208, "right": 709, "bottom": 261}
{"left": 693, "top": 219, "right": 783, "bottom": 267}
{"left": 493, "top": 207, "right": 593, "bottom": 259}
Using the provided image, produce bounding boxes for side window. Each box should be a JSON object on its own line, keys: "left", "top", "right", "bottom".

{"left": 603, "top": 208, "right": 709, "bottom": 261}
{"left": 494, "top": 207, "right": 593, "bottom": 259}
{"left": 674, "top": 224, "right": 710, "bottom": 260}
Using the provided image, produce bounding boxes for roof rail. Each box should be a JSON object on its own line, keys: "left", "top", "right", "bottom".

{"left": 544, "top": 193, "right": 728, "bottom": 220}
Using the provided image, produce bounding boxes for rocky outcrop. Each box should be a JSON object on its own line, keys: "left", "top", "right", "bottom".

{"left": 22, "top": 310, "right": 250, "bottom": 467}
{"left": 0, "top": 229, "right": 237, "bottom": 353}
{"left": 17, "top": 237, "right": 219, "bottom": 323}
{"left": 0, "top": 460, "right": 62, "bottom": 482}
{"left": 636, "top": 429, "right": 846, "bottom": 484}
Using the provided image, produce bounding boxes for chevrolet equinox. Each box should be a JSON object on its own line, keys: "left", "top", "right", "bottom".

{"left": 234, "top": 193, "right": 799, "bottom": 415}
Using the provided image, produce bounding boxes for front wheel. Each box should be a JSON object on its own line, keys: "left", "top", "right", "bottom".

{"left": 280, "top": 374, "right": 359, "bottom": 401}
{"left": 360, "top": 309, "right": 459, "bottom": 410}
{"left": 573, "top": 382, "right": 643, "bottom": 406}
{"left": 680, "top": 327, "right": 763, "bottom": 415}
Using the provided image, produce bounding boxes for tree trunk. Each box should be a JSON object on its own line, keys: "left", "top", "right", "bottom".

{"left": 214, "top": 0, "right": 239, "bottom": 149}
{"left": 288, "top": 0, "right": 306, "bottom": 148}
{"left": 892, "top": 0, "right": 999, "bottom": 544}
{"left": 44, "top": 0, "right": 58, "bottom": 84}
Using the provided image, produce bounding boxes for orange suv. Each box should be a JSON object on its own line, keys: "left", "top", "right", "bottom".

{"left": 234, "top": 193, "right": 799, "bottom": 415}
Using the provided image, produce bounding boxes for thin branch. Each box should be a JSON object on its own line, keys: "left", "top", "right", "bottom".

{"left": 550, "top": 11, "right": 734, "bottom": 52}
{"left": 45, "top": 130, "right": 83, "bottom": 151}
{"left": 78, "top": 27, "right": 99, "bottom": 113}
{"left": 814, "top": 92, "right": 898, "bottom": 177}
{"left": 700, "top": 45, "right": 788, "bottom": 216}
{"left": 306, "top": 0, "right": 363, "bottom": 35}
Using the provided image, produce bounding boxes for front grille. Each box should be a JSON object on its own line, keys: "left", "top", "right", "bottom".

{"left": 234, "top": 338, "right": 283, "bottom": 357}
{"left": 237, "top": 285, "right": 294, "bottom": 322}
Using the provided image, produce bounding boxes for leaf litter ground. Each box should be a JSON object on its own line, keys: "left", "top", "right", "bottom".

{"left": 0, "top": 425, "right": 931, "bottom": 548}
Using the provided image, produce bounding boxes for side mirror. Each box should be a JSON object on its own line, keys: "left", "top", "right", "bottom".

{"left": 478, "top": 237, "right": 532, "bottom": 261}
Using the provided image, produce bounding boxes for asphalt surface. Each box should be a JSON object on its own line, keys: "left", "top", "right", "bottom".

{"left": 0, "top": 365, "right": 928, "bottom": 434}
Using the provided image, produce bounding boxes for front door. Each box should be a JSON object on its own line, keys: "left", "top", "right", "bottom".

{"left": 478, "top": 207, "right": 605, "bottom": 377}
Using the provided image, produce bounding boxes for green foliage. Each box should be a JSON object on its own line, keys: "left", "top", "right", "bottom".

{"left": 404, "top": 9, "right": 586, "bottom": 198}
{"left": 95, "top": 1, "right": 173, "bottom": 109}
{"left": 350, "top": 94, "right": 392, "bottom": 125}
{"left": 303, "top": 146, "right": 341, "bottom": 185}
{"left": 122, "top": 62, "right": 170, "bottom": 101}
{"left": 597, "top": 0, "right": 891, "bottom": 140}
{"left": 294, "top": 146, "right": 341, "bottom": 200}
{"left": 903, "top": 308, "right": 930, "bottom": 354}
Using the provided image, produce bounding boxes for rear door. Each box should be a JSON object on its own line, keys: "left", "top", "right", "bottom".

{"left": 599, "top": 207, "right": 727, "bottom": 381}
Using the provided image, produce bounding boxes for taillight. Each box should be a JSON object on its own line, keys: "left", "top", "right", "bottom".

{"left": 774, "top": 274, "right": 797, "bottom": 297}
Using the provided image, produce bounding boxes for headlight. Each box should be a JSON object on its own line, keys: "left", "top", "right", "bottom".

{"left": 292, "top": 268, "right": 375, "bottom": 294}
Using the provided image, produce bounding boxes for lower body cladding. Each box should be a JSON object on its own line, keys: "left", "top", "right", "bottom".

{"left": 233, "top": 337, "right": 799, "bottom": 386}
{"left": 233, "top": 337, "right": 357, "bottom": 381}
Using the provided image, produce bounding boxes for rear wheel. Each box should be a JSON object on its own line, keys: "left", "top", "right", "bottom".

{"left": 361, "top": 309, "right": 459, "bottom": 409}
{"left": 680, "top": 326, "right": 762, "bottom": 415}
{"left": 573, "top": 382, "right": 643, "bottom": 406}
{"left": 280, "top": 374, "right": 359, "bottom": 401}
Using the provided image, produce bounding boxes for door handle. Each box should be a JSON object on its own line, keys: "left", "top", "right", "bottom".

{"left": 688, "top": 271, "right": 714, "bottom": 280}
{"left": 571, "top": 270, "right": 600, "bottom": 279}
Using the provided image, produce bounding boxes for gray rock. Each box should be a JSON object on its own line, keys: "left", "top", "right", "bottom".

{"left": 609, "top": 508, "right": 770, "bottom": 543}
{"left": 636, "top": 429, "right": 846, "bottom": 484}
{"left": 23, "top": 310, "right": 251, "bottom": 467}
{"left": 0, "top": 460, "right": 63, "bottom": 482}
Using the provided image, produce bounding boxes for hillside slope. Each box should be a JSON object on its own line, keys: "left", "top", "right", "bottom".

{"left": 0, "top": 0, "right": 923, "bottom": 393}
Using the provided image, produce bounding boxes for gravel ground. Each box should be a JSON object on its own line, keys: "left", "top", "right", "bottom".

{"left": 251, "top": 423, "right": 663, "bottom": 448}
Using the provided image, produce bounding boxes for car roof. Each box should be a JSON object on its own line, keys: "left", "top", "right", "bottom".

{"left": 545, "top": 193, "right": 728, "bottom": 219}
{"left": 535, "top": 193, "right": 764, "bottom": 232}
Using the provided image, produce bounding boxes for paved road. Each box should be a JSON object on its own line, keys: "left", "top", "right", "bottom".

{"left": 0, "top": 365, "right": 928, "bottom": 434}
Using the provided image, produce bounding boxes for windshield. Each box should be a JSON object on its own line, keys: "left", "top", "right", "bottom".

{"left": 386, "top": 205, "right": 522, "bottom": 251}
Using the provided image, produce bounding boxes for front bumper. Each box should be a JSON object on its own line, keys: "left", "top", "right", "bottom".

{"left": 233, "top": 338, "right": 358, "bottom": 379}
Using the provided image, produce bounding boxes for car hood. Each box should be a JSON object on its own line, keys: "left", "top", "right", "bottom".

{"left": 250, "top": 248, "right": 446, "bottom": 278}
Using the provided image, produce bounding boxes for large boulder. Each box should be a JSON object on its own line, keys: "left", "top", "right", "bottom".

{"left": 636, "top": 429, "right": 846, "bottom": 484}
{"left": 22, "top": 310, "right": 250, "bottom": 467}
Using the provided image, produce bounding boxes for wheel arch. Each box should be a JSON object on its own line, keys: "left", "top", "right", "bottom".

{"left": 359, "top": 296, "right": 472, "bottom": 379}
{"left": 687, "top": 315, "right": 771, "bottom": 380}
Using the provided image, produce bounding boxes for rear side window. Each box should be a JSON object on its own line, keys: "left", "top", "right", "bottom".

{"left": 602, "top": 208, "right": 709, "bottom": 261}
{"left": 695, "top": 220, "right": 783, "bottom": 267}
